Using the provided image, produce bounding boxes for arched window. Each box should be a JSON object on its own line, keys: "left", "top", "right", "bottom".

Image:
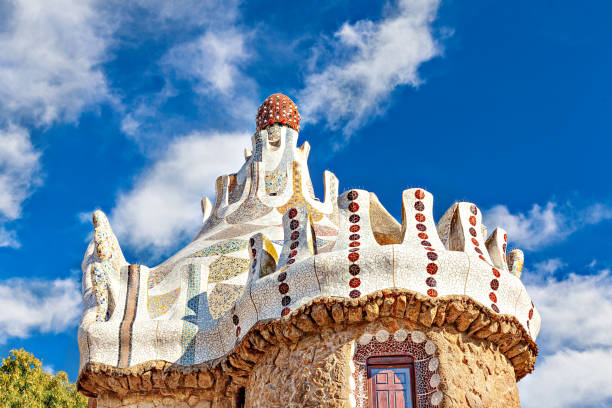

{"left": 366, "top": 356, "right": 417, "bottom": 408}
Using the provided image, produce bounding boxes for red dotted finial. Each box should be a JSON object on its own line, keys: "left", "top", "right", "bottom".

{"left": 256, "top": 93, "right": 301, "bottom": 133}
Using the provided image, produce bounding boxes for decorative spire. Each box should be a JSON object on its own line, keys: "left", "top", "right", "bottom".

{"left": 255, "top": 93, "right": 301, "bottom": 133}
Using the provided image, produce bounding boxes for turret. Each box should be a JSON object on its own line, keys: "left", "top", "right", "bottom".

{"left": 77, "top": 93, "right": 540, "bottom": 408}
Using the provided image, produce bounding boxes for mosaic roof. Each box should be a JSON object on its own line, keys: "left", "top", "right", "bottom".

{"left": 78, "top": 93, "right": 541, "bottom": 378}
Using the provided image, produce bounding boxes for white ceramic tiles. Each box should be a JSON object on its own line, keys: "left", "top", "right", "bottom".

{"left": 78, "top": 93, "right": 541, "bottom": 377}
{"left": 485, "top": 227, "right": 509, "bottom": 272}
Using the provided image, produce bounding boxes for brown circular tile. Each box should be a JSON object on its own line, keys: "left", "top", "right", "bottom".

{"left": 426, "top": 263, "right": 438, "bottom": 275}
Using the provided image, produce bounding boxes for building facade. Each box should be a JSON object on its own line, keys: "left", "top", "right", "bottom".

{"left": 77, "top": 94, "right": 539, "bottom": 408}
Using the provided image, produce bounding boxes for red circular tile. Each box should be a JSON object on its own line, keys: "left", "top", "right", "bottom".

{"left": 415, "top": 189, "right": 425, "bottom": 199}
{"left": 469, "top": 216, "right": 477, "bottom": 226}
{"left": 427, "top": 289, "right": 438, "bottom": 297}
{"left": 492, "top": 268, "right": 500, "bottom": 278}
{"left": 414, "top": 201, "right": 425, "bottom": 211}
{"left": 529, "top": 309, "right": 534, "bottom": 319}
{"left": 471, "top": 238, "right": 479, "bottom": 246}
{"left": 421, "top": 240, "right": 432, "bottom": 247}
{"left": 348, "top": 252, "right": 360, "bottom": 262}
{"left": 490, "top": 279, "right": 499, "bottom": 290}
{"left": 279, "top": 283, "right": 289, "bottom": 294}
{"left": 416, "top": 224, "right": 427, "bottom": 231}
{"left": 427, "top": 252, "right": 438, "bottom": 261}
{"left": 288, "top": 250, "right": 297, "bottom": 258}
{"left": 290, "top": 231, "right": 300, "bottom": 240}
{"left": 281, "top": 307, "right": 290, "bottom": 317}
{"left": 418, "top": 232, "right": 428, "bottom": 240}
{"left": 349, "top": 264, "right": 361, "bottom": 276}
{"left": 347, "top": 190, "right": 359, "bottom": 200}
{"left": 489, "top": 292, "right": 497, "bottom": 303}
{"left": 349, "top": 233, "right": 360, "bottom": 241}
{"left": 278, "top": 272, "right": 287, "bottom": 282}
{"left": 424, "top": 247, "right": 436, "bottom": 251}
{"left": 349, "top": 214, "right": 360, "bottom": 223}
{"left": 491, "top": 304, "right": 500, "bottom": 313}
{"left": 289, "top": 219, "right": 299, "bottom": 230}
{"left": 470, "top": 205, "right": 478, "bottom": 215}
{"left": 286, "top": 258, "right": 295, "bottom": 265}
{"left": 349, "top": 278, "right": 361, "bottom": 288}
{"left": 232, "top": 315, "right": 239, "bottom": 325}
{"left": 469, "top": 227, "right": 477, "bottom": 237}
{"left": 349, "top": 248, "right": 360, "bottom": 252}
{"left": 288, "top": 208, "right": 298, "bottom": 219}
{"left": 349, "top": 225, "right": 360, "bottom": 233}
{"left": 349, "top": 241, "right": 360, "bottom": 247}
{"left": 474, "top": 247, "right": 483, "bottom": 255}
{"left": 348, "top": 202, "right": 359, "bottom": 212}
{"left": 290, "top": 241, "right": 299, "bottom": 250}
{"left": 503, "top": 233, "right": 508, "bottom": 242}
{"left": 415, "top": 213, "right": 426, "bottom": 222}
{"left": 479, "top": 255, "right": 487, "bottom": 262}
{"left": 349, "top": 289, "right": 361, "bottom": 298}
{"left": 281, "top": 296, "right": 291, "bottom": 306}
{"left": 426, "top": 263, "right": 438, "bottom": 275}
{"left": 426, "top": 277, "right": 437, "bottom": 287}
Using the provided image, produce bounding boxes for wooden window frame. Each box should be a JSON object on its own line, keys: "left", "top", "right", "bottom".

{"left": 366, "top": 355, "right": 418, "bottom": 408}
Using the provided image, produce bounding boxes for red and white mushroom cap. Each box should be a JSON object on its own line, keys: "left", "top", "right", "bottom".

{"left": 255, "top": 93, "right": 301, "bottom": 133}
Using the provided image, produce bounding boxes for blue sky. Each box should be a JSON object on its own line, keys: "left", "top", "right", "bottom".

{"left": 0, "top": 1, "right": 611, "bottom": 406}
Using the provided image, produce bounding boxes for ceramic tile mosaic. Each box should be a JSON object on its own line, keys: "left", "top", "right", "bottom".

{"left": 191, "top": 239, "right": 248, "bottom": 258}
{"left": 485, "top": 227, "right": 509, "bottom": 272}
{"left": 207, "top": 255, "right": 250, "bottom": 282}
{"left": 207, "top": 283, "right": 245, "bottom": 319}
{"left": 507, "top": 249, "right": 525, "bottom": 278}
{"left": 275, "top": 161, "right": 324, "bottom": 222}
{"left": 148, "top": 288, "right": 180, "bottom": 319}
{"left": 78, "top": 92, "right": 540, "bottom": 374}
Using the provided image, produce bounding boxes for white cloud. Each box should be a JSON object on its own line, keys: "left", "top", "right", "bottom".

{"left": 164, "top": 29, "right": 250, "bottom": 96}
{"left": 531, "top": 258, "right": 567, "bottom": 278}
{"left": 584, "top": 202, "right": 612, "bottom": 225}
{"left": 518, "top": 267, "right": 612, "bottom": 408}
{"left": 527, "top": 270, "right": 612, "bottom": 350}
{"left": 0, "top": 125, "right": 42, "bottom": 247}
{"left": 42, "top": 364, "right": 55, "bottom": 375}
{"left": 520, "top": 348, "right": 612, "bottom": 408}
{"left": 0, "top": 277, "right": 81, "bottom": 344}
{"left": 484, "top": 202, "right": 562, "bottom": 250}
{"left": 118, "top": 5, "right": 256, "bottom": 141}
{"left": 110, "top": 132, "right": 250, "bottom": 258}
{"left": 0, "top": 0, "right": 114, "bottom": 244}
{"left": 484, "top": 201, "right": 612, "bottom": 251}
{"left": 102, "top": 0, "right": 240, "bottom": 34}
{"left": 0, "top": 0, "right": 112, "bottom": 125}
{"left": 0, "top": 226, "right": 19, "bottom": 248}
{"left": 298, "top": 0, "right": 442, "bottom": 140}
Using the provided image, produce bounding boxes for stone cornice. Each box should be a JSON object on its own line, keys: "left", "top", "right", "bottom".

{"left": 78, "top": 290, "right": 537, "bottom": 400}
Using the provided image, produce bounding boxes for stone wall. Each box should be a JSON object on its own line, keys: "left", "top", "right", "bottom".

{"left": 244, "top": 318, "right": 520, "bottom": 408}
{"left": 245, "top": 327, "right": 352, "bottom": 407}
